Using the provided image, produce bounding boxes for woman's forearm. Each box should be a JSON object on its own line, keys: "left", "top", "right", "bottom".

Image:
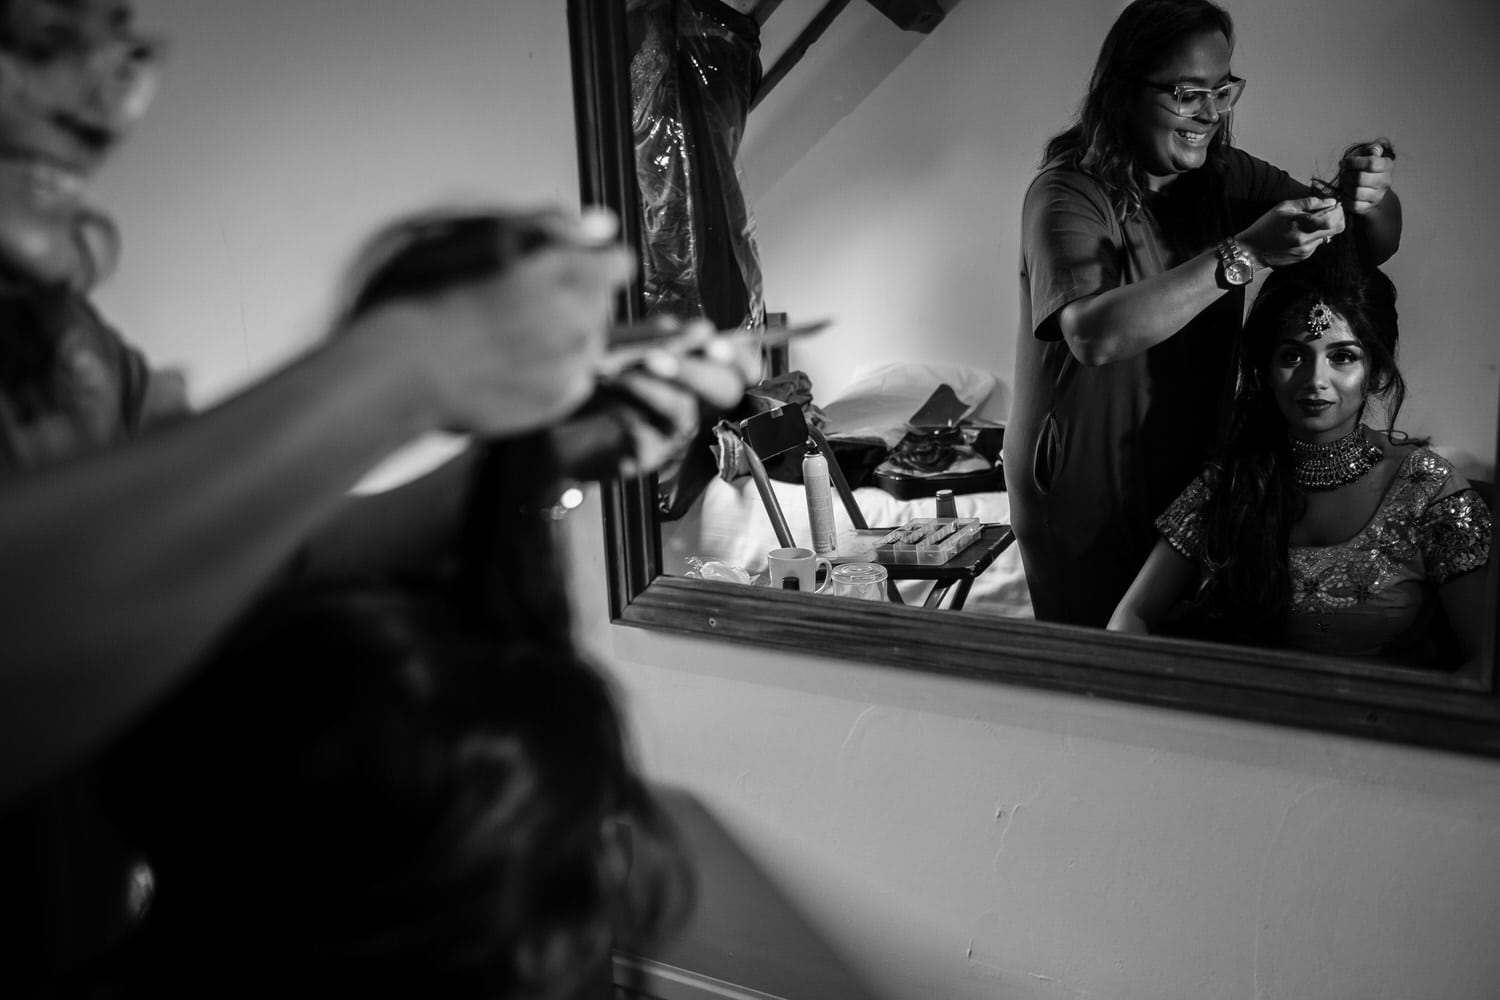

{"left": 1056, "top": 249, "right": 1229, "bottom": 366}
{"left": 1107, "top": 540, "right": 1197, "bottom": 634}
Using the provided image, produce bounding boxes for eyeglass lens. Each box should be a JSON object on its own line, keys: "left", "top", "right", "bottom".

{"left": 1176, "top": 80, "right": 1243, "bottom": 116}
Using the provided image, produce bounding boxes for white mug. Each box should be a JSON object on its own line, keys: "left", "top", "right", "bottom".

{"left": 767, "top": 546, "right": 832, "bottom": 593}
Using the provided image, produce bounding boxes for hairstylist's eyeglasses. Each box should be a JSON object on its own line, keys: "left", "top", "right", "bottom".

{"left": 1140, "top": 76, "right": 1245, "bottom": 118}
{"left": 0, "top": 17, "right": 166, "bottom": 128}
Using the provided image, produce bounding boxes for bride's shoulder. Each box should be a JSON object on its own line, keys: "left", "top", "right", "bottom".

{"left": 1372, "top": 433, "right": 1470, "bottom": 499}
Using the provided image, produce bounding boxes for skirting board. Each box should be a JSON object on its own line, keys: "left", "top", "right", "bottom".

{"left": 613, "top": 954, "right": 791, "bottom": 1000}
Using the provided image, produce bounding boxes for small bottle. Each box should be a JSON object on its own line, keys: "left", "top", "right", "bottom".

{"left": 802, "top": 442, "right": 837, "bottom": 555}
{"left": 781, "top": 576, "right": 800, "bottom": 591}
{"left": 935, "top": 488, "right": 957, "bottom": 519}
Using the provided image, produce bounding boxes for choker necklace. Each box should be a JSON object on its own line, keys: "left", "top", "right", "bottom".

{"left": 1290, "top": 424, "right": 1383, "bottom": 491}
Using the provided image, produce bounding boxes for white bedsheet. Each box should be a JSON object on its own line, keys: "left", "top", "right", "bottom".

{"left": 660, "top": 475, "right": 1033, "bottom": 617}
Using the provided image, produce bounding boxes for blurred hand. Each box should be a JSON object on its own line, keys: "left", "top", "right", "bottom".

{"left": 1236, "top": 195, "right": 1345, "bottom": 268}
{"left": 353, "top": 207, "right": 636, "bottom": 439}
{"left": 599, "top": 318, "right": 760, "bottom": 474}
{"left": 1338, "top": 141, "right": 1395, "bottom": 216}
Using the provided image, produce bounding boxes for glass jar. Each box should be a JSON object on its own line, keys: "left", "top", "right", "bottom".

{"left": 830, "top": 561, "right": 889, "bottom": 601}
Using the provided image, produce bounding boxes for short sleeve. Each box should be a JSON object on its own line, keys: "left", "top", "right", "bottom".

{"left": 134, "top": 362, "right": 192, "bottom": 430}
{"left": 1155, "top": 473, "right": 1211, "bottom": 560}
{"left": 1021, "top": 166, "right": 1119, "bottom": 341}
{"left": 1419, "top": 487, "right": 1493, "bottom": 585}
{"left": 93, "top": 306, "right": 192, "bottom": 431}
{"left": 1219, "top": 147, "right": 1309, "bottom": 231}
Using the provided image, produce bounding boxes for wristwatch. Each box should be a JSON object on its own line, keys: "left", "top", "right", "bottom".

{"left": 1215, "top": 237, "right": 1256, "bottom": 287}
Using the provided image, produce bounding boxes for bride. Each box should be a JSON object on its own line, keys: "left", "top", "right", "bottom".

{"left": 1109, "top": 243, "right": 1491, "bottom": 667}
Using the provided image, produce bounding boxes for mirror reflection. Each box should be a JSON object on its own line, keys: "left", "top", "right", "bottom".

{"left": 629, "top": 0, "right": 1497, "bottom": 671}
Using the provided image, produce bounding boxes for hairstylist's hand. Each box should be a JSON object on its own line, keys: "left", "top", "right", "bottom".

{"left": 356, "top": 207, "right": 636, "bottom": 439}
{"left": 599, "top": 318, "right": 761, "bottom": 474}
{"left": 1236, "top": 195, "right": 1345, "bottom": 269}
{"left": 1338, "top": 141, "right": 1395, "bottom": 216}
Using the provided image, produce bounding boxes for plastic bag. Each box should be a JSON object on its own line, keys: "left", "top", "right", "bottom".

{"left": 628, "top": 0, "right": 764, "bottom": 329}
{"left": 683, "top": 556, "right": 754, "bottom": 585}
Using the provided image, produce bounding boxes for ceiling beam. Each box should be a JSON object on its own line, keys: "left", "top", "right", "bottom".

{"left": 751, "top": 0, "right": 852, "bottom": 111}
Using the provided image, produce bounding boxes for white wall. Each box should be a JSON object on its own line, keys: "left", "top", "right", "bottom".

{"left": 97, "top": 0, "right": 581, "bottom": 404}
{"left": 570, "top": 487, "right": 1500, "bottom": 1000}
{"left": 747, "top": 0, "right": 1500, "bottom": 477}
{"left": 99, "top": 3, "right": 1500, "bottom": 999}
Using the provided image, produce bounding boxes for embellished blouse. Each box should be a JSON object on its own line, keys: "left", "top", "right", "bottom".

{"left": 1156, "top": 447, "right": 1493, "bottom": 657}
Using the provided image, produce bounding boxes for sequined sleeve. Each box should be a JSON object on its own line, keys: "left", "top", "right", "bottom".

{"left": 1155, "top": 474, "right": 1211, "bottom": 561}
{"left": 1419, "top": 487, "right": 1493, "bottom": 584}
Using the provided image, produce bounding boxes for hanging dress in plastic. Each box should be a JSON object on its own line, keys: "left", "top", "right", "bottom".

{"left": 628, "top": 0, "right": 764, "bottom": 330}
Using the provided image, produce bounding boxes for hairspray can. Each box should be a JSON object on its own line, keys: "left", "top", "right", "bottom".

{"left": 802, "top": 444, "right": 837, "bottom": 555}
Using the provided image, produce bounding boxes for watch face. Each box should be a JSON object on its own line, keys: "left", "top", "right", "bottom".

{"left": 1225, "top": 259, "right": 1254, "bottom": 285}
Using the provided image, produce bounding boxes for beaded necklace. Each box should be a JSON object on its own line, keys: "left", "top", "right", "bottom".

{"left": 1289, "top": 424, "right": 1383, "bottom": 491}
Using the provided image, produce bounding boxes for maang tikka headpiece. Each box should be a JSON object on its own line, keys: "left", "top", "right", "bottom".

{"left": 1305, "top": 299, "right": 1334, "bottom": 340}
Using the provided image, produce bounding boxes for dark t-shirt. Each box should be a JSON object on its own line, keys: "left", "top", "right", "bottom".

{"left": 0, "top": 293, "right": 187, "bottom": 995}
{"left": 0, "top": 293, "right": 186, "bottom": 476}
{"left": 1001, "top": 147, "right": 1306, "bottom": 625}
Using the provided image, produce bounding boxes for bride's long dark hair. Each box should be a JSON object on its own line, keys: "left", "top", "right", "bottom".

{"left": 1189, "top": 215, "right": 1406, "bottom": 642}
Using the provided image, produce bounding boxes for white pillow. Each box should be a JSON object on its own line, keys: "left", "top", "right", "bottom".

{"left": 819, "top": 362, "right": 998, "bottom": 448}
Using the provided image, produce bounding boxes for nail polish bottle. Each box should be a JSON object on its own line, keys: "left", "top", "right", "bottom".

{"left": 935, "top": 488, "right": 957, "bottom": 519}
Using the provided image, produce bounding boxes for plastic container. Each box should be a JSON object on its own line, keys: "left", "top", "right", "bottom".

{"left": 871, "top": 517, "right": 982, "bottom": 565}
{"left": 830, "top": 562, "right": 888, "bottom": 601}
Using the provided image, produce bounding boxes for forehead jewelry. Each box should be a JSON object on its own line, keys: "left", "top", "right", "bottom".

{"left": 1305, "top": 299, "right": 1334, "bottom": 340}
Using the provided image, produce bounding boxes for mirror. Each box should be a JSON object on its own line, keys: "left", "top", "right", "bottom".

{"left": 568, "top": 0, "right": 1500, "bottom": 757}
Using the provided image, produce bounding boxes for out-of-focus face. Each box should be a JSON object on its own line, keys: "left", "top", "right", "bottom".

{"left": 1268, "top": 309, "right": 1369, "bottom": 444}
{"left": 1126, "top": 29, "right": 1232, "bottom": 190}
{"left": 0, "top": 0, "right": 159, "bottom": 287}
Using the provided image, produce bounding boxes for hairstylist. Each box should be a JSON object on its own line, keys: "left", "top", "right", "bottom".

{"left": 0, "top": 0, "right": 757, "bottom": 806}
{"left": 1001, "top": 0, "right": 1401, "bottom": 626}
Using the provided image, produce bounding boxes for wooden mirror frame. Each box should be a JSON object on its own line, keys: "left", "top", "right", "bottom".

{"left": 565, "top": 0, "right": 1500, "bottom": 758}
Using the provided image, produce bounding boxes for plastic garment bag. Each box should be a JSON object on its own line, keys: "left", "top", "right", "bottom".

{"left": 628, "top": 0, "right": 764, "bottom": 329}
